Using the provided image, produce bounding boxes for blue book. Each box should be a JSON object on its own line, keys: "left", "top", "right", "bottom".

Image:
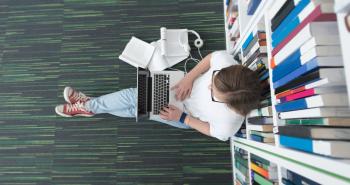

{"left": 287, "top": 170, "right": 321, "bottom": 185}
{"left": 242, "top": 33, "right": 254, "bottom": 50}
{"left": 247, "top": 0, "right": 262, "bottom": 15}
{"left": 259, "top": 70, "right": 269, "bottom": 81}
{"left": 273, "top": 57, "right": 321, "bottom": 89}
{"left": 279, "top": 135, "right": 313, "bottom": 153}
{"left": 272, "top": 49, "right": 302, "bottom": 82}
{"left": 251, "top": 134, "right": 263, "bottom": 142}
{"left": 275, "top": 98, "right": 307, "bottom": 112}
{"left": 271, "top": 0, "right": 310, "bottom": 48}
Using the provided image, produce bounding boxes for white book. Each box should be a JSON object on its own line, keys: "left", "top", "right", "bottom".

{"left": 313, "top": 140, "right": 350, "bottom": 158}
{"left": 304, "top": 93, "right": 348, "bottom": 107}
{"left": 247, "top": 124, "right": 273, "bottom": 132}
{"left": 300, "top": 48, "right": 342, "bottom": 66}
{"left": 303, "top": 74, "right": 346, "bottom": 90}
{"left": 279, "top": 107, "right": 350, "bottom": 119}
{"left": 119, "top": 36, "right": 155, "bottom": 68}
{"left": 274, "top": 21, "right": 340, "bottom": 66}
{"left": 248, "top": 106, "right": 273, "bottom": 117}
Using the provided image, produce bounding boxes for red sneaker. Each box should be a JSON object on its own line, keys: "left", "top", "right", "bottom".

{"left": 63, "top": 86, "right": 91, "bottom": 104}
{"left": 55, "top": 101, "right": 94, "bottom": 117}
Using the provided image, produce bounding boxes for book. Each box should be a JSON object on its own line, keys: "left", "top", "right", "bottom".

{"left": 276, "top": 93, "right": 348, "bottom": 112}
{"left": 272, "top": 45, "right": 342, "bottom": 82}
{"left": 271, "top": 0, "right": 298, "bottom": 32}
{"left": 273, "top": 58, "right": 343, "bottom": 89}
{"left": 119, "top": 36, "right": 155, "bottom": 68}
{"left": 272, "top": 0, "right": 310, "bottom": 41}
{"left": 252, "top": 172, "right": 277, "bottom": 185}
{"left": 250, "top": 130, "right": 274, "bottom": 138}
{"left": 273, "top": 53, "right": 342, "bottom": 83}
{"left": 278, "top": 125, "right": 350, "bottom": 140}
{"left": 251, "top": 162, "right": 269, "bottom": 178}
{"left": 259, "top": 70, "right": 269, "bottom": 81}
{"left": 248, "top": 106, "right": 273, "bottom": 117}
{"left": 242, "top": 23, "right": 265, "bottom": 50}
{"left": 243, "top": 44, "right": 267, "bottom": 63}
{"left": 278, "top": 86, "right": 346, "bottom": 103}
{"left": 248, "top": 116, "right": 273, "bottom": 125}
{"left": 268, "top": 0, "right": 290, "bottom": 21}
{"left": 279, "top": 107, "right": 350, "bottom": 119}
{"left": 272, "top": 21, "right": 339, "bottom": 65}
{"left": 279, "top": 135, "right": 350, "bottom": 158}
{"left": 272, "top": 1, "right": 335, "bottom": 48}
{"left": 247, "top": 124, "right": 273, "bottom": 132}
{"left": 251, "top": 134, "right": 275, "bottom": 143}
{"left": 247, "top": 0, "right": 262, "bottom": 15}
{"left": 275, "top": 77, "right": 345, "bottom": 99}
{"left": 271, "top": 4, "right": 337, "bottom": 59}
{"left": 243, "top": 37, "right": 266, "bottom": 57}
{"left": 286, "top": 118, "right": 350, "bottom": 126}
{"left": 275, "top": 68, "right": 345, "bottom": 94}
{"left": 244, "top": 49, "right": 267, "bottom": 67}
{"left": 286, "top": 169, "right": 321, "bottom": 185}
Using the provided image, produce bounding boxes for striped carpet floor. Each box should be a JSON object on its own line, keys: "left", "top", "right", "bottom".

{"left": 0, "top": 0, "right": 232, "bottom": 184}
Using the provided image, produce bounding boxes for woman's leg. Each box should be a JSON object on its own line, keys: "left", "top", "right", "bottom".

{"left": 85, "top": 88, "right": 137, "bottom": 118}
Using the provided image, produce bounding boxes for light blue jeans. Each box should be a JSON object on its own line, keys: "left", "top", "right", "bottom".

{"left": 85, "top": 88, "right": 191, "bottom": 129}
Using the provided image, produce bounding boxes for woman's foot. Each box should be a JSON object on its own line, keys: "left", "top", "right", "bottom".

{"left": 55, "top": 101, "right": 94, "bottom": 117}
{"left": 63, "top": 86, "right": 91, "bottom": 104}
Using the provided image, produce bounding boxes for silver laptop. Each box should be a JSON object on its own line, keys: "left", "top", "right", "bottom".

{"left": 136, "top": 67, "right": 184, "bottom": 121}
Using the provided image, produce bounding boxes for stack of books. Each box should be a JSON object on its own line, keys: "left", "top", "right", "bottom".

{"left": 226, "top": 0, "right": 240, "bottom": 47}
{"left": 281, "top": 168, "right": 321, "bottom": 185}
{"left": 250, "top": 154, "right": 278, "bottom": 185}
{"left": 244, "top": 20, "right": 273, "bottom": 144}
{"left": 234, "top": 147, "right": 249, "bottom": 185}
{"left": 269, "top": 0, "right": 350, "bottom": 158}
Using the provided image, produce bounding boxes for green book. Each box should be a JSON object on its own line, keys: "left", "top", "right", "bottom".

{"left": 234, "top": 154, "right": 248, "bottom": 167}
{"left": 286, "top": 118, "right": 350, "bottom": 127}
{"left": 250, "top": 130, "right": 274, "bottom": 138}
{"left": 253, "top": 172, "right": 274, "bottom": 185}
{"left": 235, "top": 160, "right": 248, "bottom": 175}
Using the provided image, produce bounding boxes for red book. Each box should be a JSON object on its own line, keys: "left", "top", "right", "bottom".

{"left": 279, "top": 88, "right": 315, "bottom": 103}
{"left": 275, "top": 86, "right": 305, "bottom": 99}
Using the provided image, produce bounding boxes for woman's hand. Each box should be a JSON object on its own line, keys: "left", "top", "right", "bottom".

{"left": 171, "top": 75, "right": 194, "bottom": 101}
{"left": 159, "top": 104, "right": 182, "bottom": 121}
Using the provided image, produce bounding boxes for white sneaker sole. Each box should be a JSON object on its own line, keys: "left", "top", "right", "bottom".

{"left": 63, "top": 87, "right": 72, "bottom": 104}
{"left": 55, "top": 106, "right": 94, "bottom": 117}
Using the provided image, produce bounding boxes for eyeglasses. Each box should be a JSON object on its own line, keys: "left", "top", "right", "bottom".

{"left": 211, "top": 70, "right": 225, "bottom": 103}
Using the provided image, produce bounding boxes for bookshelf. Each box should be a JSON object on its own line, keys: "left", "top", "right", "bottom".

{"left": 224, "top": 0, "right": 350, "bottom": 184}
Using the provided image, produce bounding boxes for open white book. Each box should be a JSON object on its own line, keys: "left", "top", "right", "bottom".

{"left": 118, "top": 36, "right": 155, "bottom": 68}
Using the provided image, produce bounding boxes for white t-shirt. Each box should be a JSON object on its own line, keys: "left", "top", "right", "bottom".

{"left": 183, "top": 51, "right": 245, "bottom": 141}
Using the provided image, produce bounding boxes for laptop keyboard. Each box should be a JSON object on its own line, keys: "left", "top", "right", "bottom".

{"left": 153, "top": 74, "right": 170, "bottom": 115}
{"left": 138, "top": 74, "right": 147, "bottom": 114}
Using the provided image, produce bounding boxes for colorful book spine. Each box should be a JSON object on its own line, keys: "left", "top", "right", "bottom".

{"left": 251, "top": 162, "right": 269, "bottom": 178}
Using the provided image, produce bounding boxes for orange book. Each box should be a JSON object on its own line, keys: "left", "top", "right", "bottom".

{"left": 275, "top": 85, "right": 306, "bottom": 99}
{"left": 251, "top": 162, "right": 269, "bottom": 179}
{"left": 270, "top": 58, "right": 276, "bottom": 69}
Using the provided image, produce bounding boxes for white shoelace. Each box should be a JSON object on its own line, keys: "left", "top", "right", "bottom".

{"left": 66, "top": 101, "right": 86, "bottom": 113}
{"left": 72, "top": 91, "right": 89, "bottom": 102}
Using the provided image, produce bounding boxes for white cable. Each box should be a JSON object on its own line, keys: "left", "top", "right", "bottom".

{"left": 197, "top": 47, "right": 203, "bottom": 59}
